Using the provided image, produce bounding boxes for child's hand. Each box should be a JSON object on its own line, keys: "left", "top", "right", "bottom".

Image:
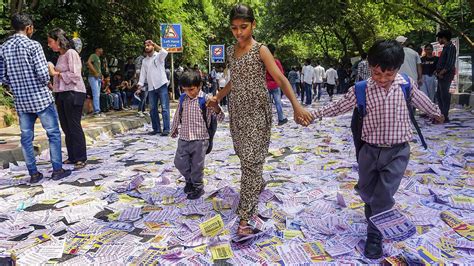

{"left": 293, "top": 105, "right": 314, "bottom": 126}
{"left": 171, "top": 132, "right": 178, "bottom": 138}
{"left": 433, "top": 115, "right": 445, "bottom": 124}
{"left": 206, "top": 96, "right": 218, "bottom": 108}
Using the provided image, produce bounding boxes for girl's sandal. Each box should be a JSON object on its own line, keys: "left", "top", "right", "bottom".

{"left": 237, "top": 225, "right": 255, "bottom": 236}
{"left": 63, "top": 159, "right": 74, "bottom": 164}
{"left": 74, "top": 161, "right": 87, "bottom": 169}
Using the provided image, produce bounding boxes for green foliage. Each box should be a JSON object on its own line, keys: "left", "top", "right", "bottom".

{"left": 0, "top": 86, "right": 14, "bottom": 109}
{"left": 3, "top": 113, "right": 14, "bottom": 127}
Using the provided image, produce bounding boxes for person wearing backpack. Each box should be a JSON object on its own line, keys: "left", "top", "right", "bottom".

{"left": 310, "top": 40, "right": 444, "bottom": 259}
{"left": 171, "top": 70, "right": 224, "bottom": 200}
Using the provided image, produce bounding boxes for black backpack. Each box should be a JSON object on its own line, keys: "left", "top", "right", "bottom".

{"left": 179, "top": 94, "right": 217, "bottom": 154}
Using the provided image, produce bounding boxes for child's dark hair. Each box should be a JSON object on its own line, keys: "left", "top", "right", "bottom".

{"left": 11, "top": 13, "right": 33, "bottom": 31}
{"left": 229, "top": 4, "right": 255, "bottom": 23}
{"left": 424, "top": 43, "right": 434, "bottom": 49}
{"left": 436, "top": 30, "right": 452, "bottom": 41}
{"left": 361, "top": 52, "right": 367, "bottom": 60}
{"left": 367, "top": 40, "right": 404, "bottom": 71}
{"left": 180, "top": 70, "right": 202, "bottom": 87}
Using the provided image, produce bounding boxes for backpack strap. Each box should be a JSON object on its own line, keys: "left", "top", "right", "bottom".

{"left": 178, "top": 93, "right": 186, "bottom": 124}
{"left": 400, "top": 73, "right": 428, "bottom": 149}
{"left": 354, "top": 80, "right": 368, "bottom": 117}
{"left": 198, "top": 96, "right": 209, "bottom": 129}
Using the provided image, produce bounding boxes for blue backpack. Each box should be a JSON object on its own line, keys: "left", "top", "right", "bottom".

{"left": 350, "top": 73, "right": 427, "bottom": 160}
{"left": 178, "top": 94, "right": 217, "bottom": 154}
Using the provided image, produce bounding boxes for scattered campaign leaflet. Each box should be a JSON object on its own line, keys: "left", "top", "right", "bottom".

{"left": 370, "top": 208, "right": 416, "bottom": 241}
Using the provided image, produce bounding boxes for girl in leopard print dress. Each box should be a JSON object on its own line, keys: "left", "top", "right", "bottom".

{"left": 209, "top": 4, "right": 314, "bottom": 236}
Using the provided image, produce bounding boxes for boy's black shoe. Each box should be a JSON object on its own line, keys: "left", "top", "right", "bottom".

{"left": 51, "top": 169, "right": 72, "bottom": 181}
{"left": 364, "top": 233, "right": 383, "bottom": 259}
{"left": 184, "top": 182, "right": 193, "bottom": 194}
{"left": 160, "top": 132, "right": 169, "bottom": 137}
{"left": 148, "top": 131, "right": 160, "bottom": 135}
{"left": 187, "top": 188, "right": 204, "bottom": 200}
{"left": 30, "top": 172, "right": 43, "bottom": 183}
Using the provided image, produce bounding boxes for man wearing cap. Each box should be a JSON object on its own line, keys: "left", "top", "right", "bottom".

{"left": 396, "top": 36, "right": 422, "bottom": 86}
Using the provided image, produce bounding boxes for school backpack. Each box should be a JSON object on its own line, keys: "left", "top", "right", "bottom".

{"left": 179, "top": 94, "right": 218, "bottom": 154}
{"left": 350, "top": 73, "right": 427, "bottom": 160}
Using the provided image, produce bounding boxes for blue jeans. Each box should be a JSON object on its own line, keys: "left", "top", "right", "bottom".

{"left": 268, "top": 88, "right": 286, "bottom": 121}
{"left": 111, "top": 92, "right": 122, "bottom": 110}
{"left": 314, "top": 83, "right": 323, "bottom": 100}
{"left": 290, "top": 82, "right": 297, "bottom": 95}
{"left": 138, "top": 89, "right": 148, "bottom": 112}
{"left": 421, "top": 75, "right": 436, "bottom": 102}
{"left": 148, "top": 84, "right": 170, "bottom": 133}
{"left": 88, "top": 76, "right": 101, "bottom": 114}
{"left": 18, "top": 103, "right": 62, "bottom": 175}
{"left": 304, "top": 82, "right": 312, "bottom": 105}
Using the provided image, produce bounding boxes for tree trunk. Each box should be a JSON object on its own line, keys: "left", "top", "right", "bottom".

{"left": 10, "top": 0, "right": 22, "bottom": 14}
{"left": 343, "top": 19, "right": 364, "bottom": 55}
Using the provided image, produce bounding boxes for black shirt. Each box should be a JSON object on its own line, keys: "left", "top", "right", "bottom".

{"left": 421, "top": 56, "right": 438, "bottom": 76}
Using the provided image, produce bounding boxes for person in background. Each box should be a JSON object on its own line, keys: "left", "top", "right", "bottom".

{"left": 420, "top": 43, "right": 438, "bottom": 102}
{"left": 47, "top": 28, "right": 87, "bottom": 170}
{"left": 0, "top": 14, "right": 71, "bottom": 182}
{"left": 435, "top": 30, "right": 456, "bottom": 123}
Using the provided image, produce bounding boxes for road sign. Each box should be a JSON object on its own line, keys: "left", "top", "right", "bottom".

{"left": 210, "top": 45, "right": 225, "bottom": 63}
{"left": 160, "top": 24, "right": 183, "bottom": 53}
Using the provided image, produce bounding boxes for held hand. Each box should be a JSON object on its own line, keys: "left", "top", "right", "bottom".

{"left": 206, "top": 96, "right": 219, "bottom": 108}
{"left": 135, "top": 88, "right": 141, "bottom": 95}
{"left": 433, "top": 115, "right": 445, "bottom": 124}
{"left": 293, "top": 105, "right": 314, "bottom": 126}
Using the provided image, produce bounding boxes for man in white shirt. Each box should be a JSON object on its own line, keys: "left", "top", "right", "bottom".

{"left": 301, "top": 58, "right": 314, "bottom": 105}
{"left": 325, "top": 65, "right": 338, "bottom": 101}
{"left": 136, "top": 40, "right": 170, "bottom": 136}
{"left": 396, "top": 36, "right": 422, "bottom": 85}
{"left": 313, "top": 61, "right": 325, "bottom": 101}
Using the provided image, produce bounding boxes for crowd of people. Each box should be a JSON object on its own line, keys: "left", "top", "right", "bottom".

{"left": 0, "top": 4, "right": 457, "bottom": 260}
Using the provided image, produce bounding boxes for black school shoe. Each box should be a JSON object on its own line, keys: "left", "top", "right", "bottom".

{"left": 51, "top": 168, "right": 72, "bottom": 181}
{"left": 364, "top": 233, "right": 383, "bottom": 259}
{"left": 184, "top": 182, "right": 193, "bottom": 194}
{"left": 187, "top": 188, "right": 204, "bottom": 200}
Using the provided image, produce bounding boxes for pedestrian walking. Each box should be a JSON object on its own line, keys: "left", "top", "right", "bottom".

{"left": 135, "top": 39, "right": 170, "bottom": 135}
{"left": 310, "top": 40, "right": 444, "bottom": 259}
{"left": 0, "top": 14, "right": 71, "bottom": 182}
{"left": 47, "top": 28, "right": 87, "bottom": 169}
{"left": 208, "top": 4, "right": 313, "bottom": 236}
{"left": 266, "top": 44, "right": 288, "bottom": 125}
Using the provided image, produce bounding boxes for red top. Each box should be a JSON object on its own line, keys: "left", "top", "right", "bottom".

{"left": 266, "top": 59, "right": 284, "bottom": 90}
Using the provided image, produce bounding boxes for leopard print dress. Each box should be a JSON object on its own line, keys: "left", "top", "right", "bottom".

{"left": 227, "top": 42, "right": 272, "bottom": 220}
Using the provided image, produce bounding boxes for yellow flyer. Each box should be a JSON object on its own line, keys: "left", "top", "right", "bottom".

{"left": 302, "top": 241, "right": 331, "bottom": 262}
{"left": 283, "top": 230, "right": 303, "bottom": 239}
{"left": 416, "top": 246, "right": 444, "bottom": 265}
{"left": 440, "top": 211, "right": 474, "bottom": 241}
{"left": 199, "top": 214, "right": 224, "bottom": 237}
{"left": 210, "top": 243, "right": 233, "bottom": 260}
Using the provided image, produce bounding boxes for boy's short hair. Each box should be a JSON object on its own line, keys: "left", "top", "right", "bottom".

{"left": 180, "top": 70, "right": 202, "bottom": 87}
{"left": 12, "top": 13, "right": 33, "bottom": 32}
{"left": 436, "top": 30, "right": 452, "bottom": 41}
{"left": 367, "top": 40, "right": 404, "bottom": 71}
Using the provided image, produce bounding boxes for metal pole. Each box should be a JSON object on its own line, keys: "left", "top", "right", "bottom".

{"left": 171, "top": 53, "right": 175, "bottom": 101}
{"left": 208, "top": 45, "right": 211, "bottom": 75}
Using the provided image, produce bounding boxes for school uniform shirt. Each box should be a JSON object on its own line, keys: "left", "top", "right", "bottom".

{"left": 325, "top": 68, "right": 338, "bottom": 85}
{"left": 313, "top": 65, "right": 326, "bottom": 84}
{"left": 0, "top": 34, "right": 53, "bottom": 113}
{"left": 312, "top": 74, "right": 441, "bottom": 145}
{"left": 302, "top": 65, "right": 314, "bottom": 84}
{"left": 170, "top": 91, "right": 224, "bottom": 141}
{"left": 137, "top": 48, "right": 169, "bottom": 91}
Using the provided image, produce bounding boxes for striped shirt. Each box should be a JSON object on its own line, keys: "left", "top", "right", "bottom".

{"left": 312, "top": 74, "right": 441, "bottom": 145}
{"left": 170, "top": 91, "right": 224, "bottom": 141}
{"left": 436, "top": 41, "right": 456, "bottom": 81}
{"left": 0, "top": 34, "right": 53, "bottom": 113}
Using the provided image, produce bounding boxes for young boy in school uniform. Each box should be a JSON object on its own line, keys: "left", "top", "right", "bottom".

{"left": 311, "top": 40, "right": 444, "bottom": 259}
{"left": 171, "top": 70, "right": 224, "bottom": 200}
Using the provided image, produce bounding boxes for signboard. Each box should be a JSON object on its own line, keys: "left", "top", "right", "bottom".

{"left": 160, "top": 24, "right": 182, "bottom": 53}
{"left": 210, "top": 45, "right": 225, "bottom": 63}
{"left": 431, "top": 37, "right": 459, "bottom": 93}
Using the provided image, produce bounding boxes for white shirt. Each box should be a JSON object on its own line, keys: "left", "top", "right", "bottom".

{"left": 302, "top": 65, "right": 314, "bottom": 84}
{"left": 399, "top": 47, "right": 421, "bottom": 81}
{"left": 216, "top": 72, "right": 227, "bottom": 88}
{"left": 313, "top": 65, "right": 326, "bottom": 83}
{"left": 138, "top": 49, "right": 169, "bottom": 90}
{"left": 325, "top": 68, "right": 338, "bottom": 85}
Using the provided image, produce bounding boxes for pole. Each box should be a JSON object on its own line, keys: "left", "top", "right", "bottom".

{"left": 171, "top": 53, "right": 175, "bottom": 101}
{"left": 208, "top": 45, "right": 211, "bottom": 75}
